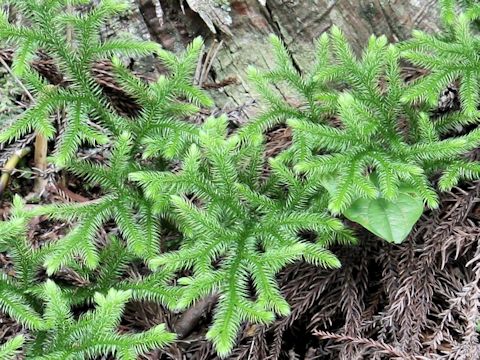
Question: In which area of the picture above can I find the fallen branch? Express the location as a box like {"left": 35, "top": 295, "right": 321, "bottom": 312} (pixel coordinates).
{"left": 173, "top": 294, "right": 218, "bottom": 339}
{"left": 32, "top": 133, "right": 48, "bottom": 196}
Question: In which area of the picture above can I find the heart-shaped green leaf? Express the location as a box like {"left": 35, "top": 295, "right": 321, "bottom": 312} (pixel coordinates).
{"left": 322, "top": 177, "right": 424, "bottom": 244}
{"left": 343, "top": 188, "right": 424, "bottom": 244}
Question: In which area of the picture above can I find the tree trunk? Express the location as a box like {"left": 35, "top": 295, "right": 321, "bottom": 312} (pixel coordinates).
{"left": 133, "top": 0, "right": 440, "bottom": 108}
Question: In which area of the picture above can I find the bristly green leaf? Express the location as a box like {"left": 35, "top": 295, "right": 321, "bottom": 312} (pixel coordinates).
{"left": 440, "top": 0, "right": 456, "bottom": 26}
{"left": 0, "top": 335, "right": 24, "bottom": 360}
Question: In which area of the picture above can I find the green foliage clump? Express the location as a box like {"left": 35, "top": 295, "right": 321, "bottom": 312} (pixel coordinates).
{"left": 240, "top": 34, "right": 337, "bottom": 145}
{"left": 0, "top": 0, "right": 156, "bottom": 165}
{"left": 402, "top": 0, "right": 480, "bottom": 116}
{"left": 40, "top": 132, "right": 158, "bottom": 274}
{"left": 1, "top": 0, "right": 480, "bottom": 358}
{"left": 398, "top": 0, "right": 480, "bottom": 190}
{"left": 295, "top": 30, "right": 480, "bottom": 212}
{"left": 0, "top": 0, "right": 205, "bottom": 357}
{"left": 0, "top": 197, "right": 175, "bottom": 359}
{"left": 132, "top": 116, "right": 354, "bottom": 356}
{"left": 249, "top": 27, "right": 480, "bottom": 217}
{"left": 35, "top": 283, "right": 174, "bottom": 360}
{"left": 0, "top": 0, "right": 212, "bottom": 165}
{"left": 0, "top": 0, "right": 214, "bottom": 281}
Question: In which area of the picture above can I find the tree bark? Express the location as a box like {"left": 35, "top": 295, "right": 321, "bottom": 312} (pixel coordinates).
{"left": 133, "top": 0, "right": 440, "bottom": 109}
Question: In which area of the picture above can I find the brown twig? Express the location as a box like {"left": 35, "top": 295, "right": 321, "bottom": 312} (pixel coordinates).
{"left": 201, "top": 39, "right": 223, "bottom": 86}
{"left": 173, "top": 294, "right": 218, "bottom": 339}
{"left": 196, "top": 39, "right": 223, "bottom": 88}
{"left": 32, "top": 133, "right": 48, "bottom": 195}
{"left": 0, "top": 56, "right": 35, "bottom": 102}
{"left": 0, "top": 147, "right": 31, "bottom": 197}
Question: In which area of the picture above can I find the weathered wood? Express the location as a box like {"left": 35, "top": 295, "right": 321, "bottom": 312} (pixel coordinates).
{"left": 134, "top": 0, "right": 440, "bottom": 109}
{"left": 90, "top": 0, "right": 445, "bottom": 110}
{"left": 7, "top": 1, "right": 442, "bottom": 110}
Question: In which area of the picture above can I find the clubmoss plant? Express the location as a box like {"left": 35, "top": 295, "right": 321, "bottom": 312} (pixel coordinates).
{"left": 2, "top": 0, "right": 480, "bottom": 357}
{"left": 0, "top": 196, "right": 175, "bottom": 358}
{"left": 131, "top": 116, "right": 354, "bottom": 356}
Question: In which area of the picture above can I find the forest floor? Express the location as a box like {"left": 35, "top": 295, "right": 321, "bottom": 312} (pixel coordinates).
{"left": 0, "top": 51, "right": 479, "bottom": 359}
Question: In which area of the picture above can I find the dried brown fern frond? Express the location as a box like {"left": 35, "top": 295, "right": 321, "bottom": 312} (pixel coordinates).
{"left": 0, "top": 48, "right": 144, "bottom": 116}
{"left": 314, "top": 330, "right": 427, "bottom": 360}
{"left": 205, "top": 182, "right": 479, "bottom": 360}
{"left": 270, "top": 263, "right": 342, "bottom": 358}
